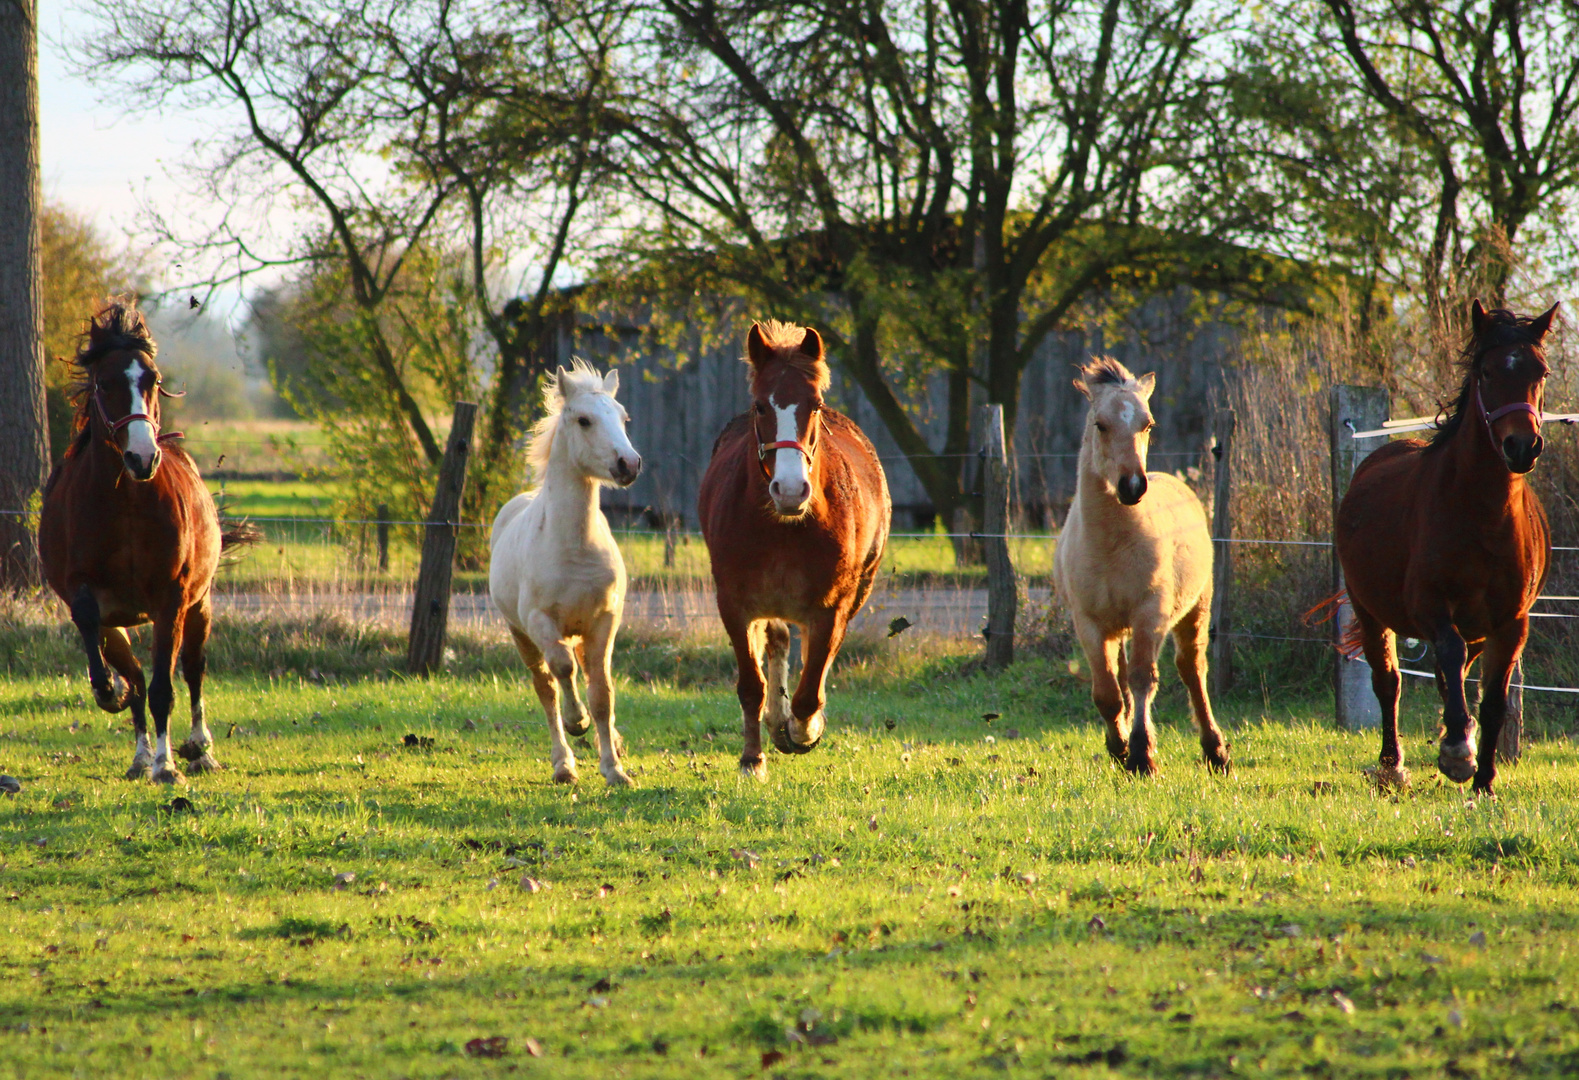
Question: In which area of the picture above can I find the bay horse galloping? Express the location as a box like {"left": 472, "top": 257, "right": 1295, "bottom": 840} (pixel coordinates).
{"left": 40, "top": 300, "right": 254, "bottom": 785}
{"left": 699, "top": 321, "right": 890, "bottom": 780}
{"left": 1336, "top": 300, "right": 1556, "bottom": 794}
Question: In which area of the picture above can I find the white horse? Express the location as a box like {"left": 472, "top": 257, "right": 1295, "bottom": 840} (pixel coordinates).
{"left": 489, "top": 361, "right": 643, "bottom": 786}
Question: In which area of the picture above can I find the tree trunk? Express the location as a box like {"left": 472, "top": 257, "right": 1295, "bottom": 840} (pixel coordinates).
{"left": 0, "top": 0, "right": 47, "bottom": 590}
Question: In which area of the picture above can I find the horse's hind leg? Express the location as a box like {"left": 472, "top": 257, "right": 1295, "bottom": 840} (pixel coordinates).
{"left": 1172, "top": 598, "right": 1230, "bottom": 773}
{"left": 70, "top": 585, "right": 128, "bottom": 714}
{"left": 1353, "top": 606, "right": 1405, "bottom": 788}
{"left": 177, "top": 599, "right": 221, "bottom": 773}
{"left": 761, "top": 621, "right": 792, "bottom": 741}
{"left": 101, "top": 627, "right": 151, "bottom": 780}
{"left": 583, "top": 610, "right": 633, "bottom": 787}
{"left": 511, "top": 626, "right": 577, "bottom": 784}
{"left": 1471, "top": 619, "right": 1527, "bottom": 795}
{"left": 1074, "top": 616, "right": 1128, "bottom": 763}
{"left": 1430, "top": 614, "right": 1476, "bottom": 783}
{"left": 147, "top": 601, "right": 187, "bottom": 786}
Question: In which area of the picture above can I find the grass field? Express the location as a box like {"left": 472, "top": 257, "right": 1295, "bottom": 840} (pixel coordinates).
{"left": 4, "top": 621, "right": 1579, "bottom": 1078}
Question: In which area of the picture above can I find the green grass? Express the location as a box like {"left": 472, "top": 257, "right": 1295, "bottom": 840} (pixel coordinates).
{"left": 4, "top": 626, "right": 1579, "bottom": 1078}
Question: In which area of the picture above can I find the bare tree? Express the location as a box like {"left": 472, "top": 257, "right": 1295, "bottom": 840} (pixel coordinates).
{"left": 0, "top": 0, "right": 48, "bottom": 589}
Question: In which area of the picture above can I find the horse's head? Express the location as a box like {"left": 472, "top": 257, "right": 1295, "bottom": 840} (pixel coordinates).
{"left": 745, "top": 320, "right": 830, "bottom": 518}
{"left": 1469, "top": 298, "right": 1559, "bottom": 474}
{"left": 1073, "top": 357, "right": 1156, "bottom": 505}
{"left": 77, "top": 301, "right": 170, "bottom": 482}
{"left": 537, "top": 361, "right": 641, "bottom": 486}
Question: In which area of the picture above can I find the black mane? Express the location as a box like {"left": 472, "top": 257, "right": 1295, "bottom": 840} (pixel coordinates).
{"left": 1427, "top": 306, "right": 1548, "bottom": 450}
{"left": 67, "top": 299, "right": 158, "bottom": 438}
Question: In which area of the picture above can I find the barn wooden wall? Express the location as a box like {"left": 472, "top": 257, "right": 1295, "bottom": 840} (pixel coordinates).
{"left": 558, "top": 289, "right": 1242, "bottom": 529}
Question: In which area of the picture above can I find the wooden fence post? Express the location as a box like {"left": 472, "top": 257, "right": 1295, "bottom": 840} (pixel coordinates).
{"left": 376, "top": 503, "right": 390, "bottom": 573}
{"left": 980, "top": 404, "right": 1016, "bottom": 670}
{"left": 1209, "top": 409, "right": 1236, "bottom": 698}
{"left": 1330, "top": 386, "right": 1388, "bottom": 729}
{"left": 407, "top": 402, "right": 478, "bottom": 676}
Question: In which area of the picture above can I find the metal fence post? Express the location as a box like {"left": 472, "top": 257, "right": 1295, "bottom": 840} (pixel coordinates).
{"left": 1209, "top": 408, "right": 1236, "bottom": 698}
{"left": 376, "top": 503, "right": 390, "bottom": 573}
{"left": 1330, "top": 386, "right": 1388, "bottom": 729}
{"left": 407, "top": 402, "right": 477, "bottom": 676}
{"left": 980, "top": 404, "right": 1016, "bottom": 670}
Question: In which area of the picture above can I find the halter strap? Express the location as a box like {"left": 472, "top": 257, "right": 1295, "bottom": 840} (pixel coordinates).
{"left": 755, "top": 410, "right": 820, "bottom": 481}
{"left": 93, "top": 382, "right": 184, "bottom": 446}
{"left": 1475, "top": 380, "right": 1539, "bottom": 467}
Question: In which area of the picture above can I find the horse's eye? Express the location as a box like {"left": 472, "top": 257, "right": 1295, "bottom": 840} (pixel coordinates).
{"left": 754, "top": 403, "right": 767, "bottom": 415}
{"left": 577, "top": 416, "right": 591, "bottom": 428}
{"left": 1095, "top": 422, "right": 1108, "bottom": 434}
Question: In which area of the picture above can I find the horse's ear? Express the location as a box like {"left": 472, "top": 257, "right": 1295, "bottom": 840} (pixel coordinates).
{"left": 1470, "top": 298, "right": 1489, "bottom": 334}
{"left": 1071, "top": 375, "right": 1091, "bottom": 399}
{"left": 800, "top": 326, "right": 824, "bottom": 361}
{"left": 1137, "top": 372, "right": 1157, "bottom": 398}
{"left": 747, "top": 323, "right": 771, "bottom": 368}
{"left": 1531, "top": 302, "right": 1560, "bottom": 341}
{"left": 602, "top": 368, "right": 619, "bottom": 396}
{"left": 554, "top": 366, "right": 570, "bottom": 398}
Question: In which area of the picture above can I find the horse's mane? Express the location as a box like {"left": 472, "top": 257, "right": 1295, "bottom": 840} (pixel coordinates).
{"left": 67, "top": 298, "right": 158, "bottom": 437}
{"left": 1428, "top": 306, "right": 1550, "bottom": 450}
{"left": 748, "top": 319, "right": 831, "bottom": 395}
{"left": 1074, "top": 355, "right": 1140, "bottom": 393}
{"left": 525, "top": 359, "right": 610, "bottom": 484}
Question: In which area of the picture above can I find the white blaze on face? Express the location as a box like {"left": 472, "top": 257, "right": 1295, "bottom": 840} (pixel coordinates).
{"left": 122, "top": 358, "right": 158, "bottom": 463}
{"left": 1118, "top": 399, "right": 1135, "bottom": 427}
{"left": 769, "top": 395, "right": 809, "bottom": 505}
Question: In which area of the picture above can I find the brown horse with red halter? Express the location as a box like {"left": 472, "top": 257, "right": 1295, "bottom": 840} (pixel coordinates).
{"left": 699, "top": 321, "right": 890, "bottom": 780}
{"left": 40, "top": 300, "right": 255, "bottom": 785}
{"left": 1336, "top": 299, "right": 1556, "bottom": 794}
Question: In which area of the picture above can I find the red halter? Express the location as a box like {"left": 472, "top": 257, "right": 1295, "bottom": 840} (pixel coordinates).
{"left": 755, "top": 409, "right": 819, "bottom": 481}
{"left": 1475, "top": 379, "right": 1539, "bottom": 461}
{"left": 93, "top": 375, "right": 186, "bottom": 446}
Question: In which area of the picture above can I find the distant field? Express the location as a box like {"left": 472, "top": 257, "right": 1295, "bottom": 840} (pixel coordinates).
{"left": 207, "top": 477, "right": 1057, "bottom": 590}
{"left": 182, "top": 419, "right": 334, "bottom": 476}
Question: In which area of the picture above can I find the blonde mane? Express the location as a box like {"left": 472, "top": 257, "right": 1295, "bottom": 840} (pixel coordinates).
{"left": 747, "top": 319, "right": 831, "bottom": 395}
{"left": 525, "top": 359, "right": 610, "bottom": 485}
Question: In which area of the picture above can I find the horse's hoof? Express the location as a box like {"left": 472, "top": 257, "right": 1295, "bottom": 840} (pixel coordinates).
{"left": 601, "top": 766, "right": 634, "bottom": 787}
{"left": 94, "top": 677, "right": 129, "bottom": 713}
{"left": 561, "top": 714, "right": 591, "bottom": 738}
{"left": 124, "top": 761, "right": 152, "bottom": 781}
{"left": 176, "top": 740, "right": 209, "bottom": 763}
{"left": 1438, "top": 742, "right": 1476, "bottom": 783}
{"left": 1206, "top": 751, "right": 1232, "bottom": 775}
{"left": 552, "top": 766, "right": 579, "bottom": 785}
{"left": 1373, "top": 764, "right": 1411, "bottom": 791}
{"left": 1125, "top": 753, "right": 1158, "bottom": 777}
{"left": 771, "top": 721, "right": 822, "bottom": 755}
{"left": 1105, "top": 736, "right": 1129, "bottom": 764}
{"left": 739, "top": 755, "right": 768, "bottom": 781}
{"left": 152, "top": 765, "right": 187, "bottom": 787}
{"left": 186, "top": 753, "right": 222, "bottom": 774}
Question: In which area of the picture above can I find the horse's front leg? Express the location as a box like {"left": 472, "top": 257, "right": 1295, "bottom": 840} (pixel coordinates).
{"left": 1073, "top": 616, "right": 1128, "bottom": 763}
{"left": 722, "top": 610, "right": 768, "bottom": 780}
{"left": 147, "top": 600, "right": 187, "bottom": 786}
{"left": 780, "top": 609, "right": 846, "bottom": 755}
{"left": 1432, "top": 615, "right": 1476, "bottom": 783}
{"left": 1124, "top": 623, "right": 1165, "bottom": 776}
{"left": 1472, "top": 619, "right": 1527, "bottom": 795}
{"left": 70, "top": 585, "right": 127, "bottom": 714}
{"left": 100, "top": 625, "right": 152, "bottom": 780}
{"left": 515, "top": 619, "right": 577, "bottom": 783}
{"left": 583, "top": 610, "right": 632, "bottom": 787}
{"left": 177, "top": 598, "right": 221, "bottom": 773}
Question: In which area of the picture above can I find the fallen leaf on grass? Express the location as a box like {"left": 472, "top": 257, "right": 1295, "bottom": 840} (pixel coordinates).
{"left": 1087, "top": 916, "right": 1106, "bottom": 931}
{"left": 1332, "top": 991, "right": 1355, "bottom": 1014}
{"left": 761, "top": 1050, "right": 786, "bottom": 1068}
{"left": 597, "top": 883, "right": 615, "bottom": 898}
{"left": 867, "top": 815, "right": 879, "bottom": 832}
{"left": 520, "top": 876, "right": 548, "bottom": 893}
{"left": 522, "top": 1037, "right": 543, "bottom": 1058}
{"left": 1278, "top": 924, "right": 1302, "bottom": 938}
{"left": 589, "top": 976, "right": 616, "bottom": 994}
{"left": 1469, "top": 930, "right": 1487, "bottom": 948}
{"left": 730, "top": 849, "right": 761, "bottom": 870}
{"left": 464, "top": 1036, "right": 508, "bottom": 1058}
{"left": 332, "top": 872, "right": 356, "bottom": 890}
{"left": 1282, "top": 1010, "right": 1308, "bottom": 1022}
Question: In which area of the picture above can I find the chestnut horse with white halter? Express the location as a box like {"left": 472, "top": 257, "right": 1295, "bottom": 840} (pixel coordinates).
{"left": 699, "top": 321, "right": 890, "bottom": 780}
{"left": 1336, "top": 300, "right": 1556, "bottom": 794}
{"left": 40, "top": 300, "right": 254, "bottom": 785}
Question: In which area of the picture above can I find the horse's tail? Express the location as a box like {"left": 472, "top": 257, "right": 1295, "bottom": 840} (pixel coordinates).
{"left": 1302, "top": 588, "right": 1368, "bottom": 658}
{"left": 220, "top": 517, "right": 262, "bottom": 554}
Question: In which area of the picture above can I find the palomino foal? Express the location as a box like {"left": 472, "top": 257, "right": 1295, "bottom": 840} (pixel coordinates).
{"left": 489, "top": 362, "right": 643, "bottom": 786}
{"left": 1053, "top": 358, "right": 1230, "bottom": 775}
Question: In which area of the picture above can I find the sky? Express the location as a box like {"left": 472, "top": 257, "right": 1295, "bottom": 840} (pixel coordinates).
{"left": 38, "top": 9, "right": 286, "bottom": 325}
